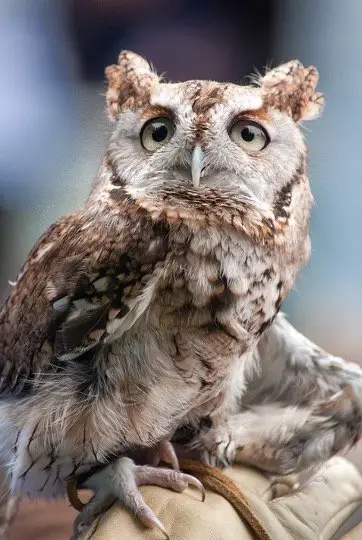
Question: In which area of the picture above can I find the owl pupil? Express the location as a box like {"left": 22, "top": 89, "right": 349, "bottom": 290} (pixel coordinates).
{"left": 241, "top": 127, "right": 255, "bottom": 142}
{"left": 152, "top": 124, "right": 168, "bottom": 142}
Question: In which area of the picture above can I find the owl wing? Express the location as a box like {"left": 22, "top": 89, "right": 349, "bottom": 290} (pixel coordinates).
{"left": 0, "top": 211, "right": 166, "bottom": 397}
{"left": 245, "top": 312, "right": 362, "bottom": 406}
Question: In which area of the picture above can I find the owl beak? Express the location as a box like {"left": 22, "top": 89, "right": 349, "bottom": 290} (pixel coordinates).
{"left": 191, "top": 144, "right": 204, "bottom": 188}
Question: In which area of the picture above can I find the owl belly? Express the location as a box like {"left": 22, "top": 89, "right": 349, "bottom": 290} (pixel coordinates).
{"left": 152, "top": 231, "right": 296, "bottom": 410}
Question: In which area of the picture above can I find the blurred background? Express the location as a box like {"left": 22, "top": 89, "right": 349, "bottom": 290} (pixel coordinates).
{"left": 1, "top": 0, "right": 361, "bottom": 537}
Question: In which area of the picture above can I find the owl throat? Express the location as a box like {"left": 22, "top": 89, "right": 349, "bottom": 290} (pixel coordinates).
{"left": 102, "top": 160, "right": 284, "bottom": 248}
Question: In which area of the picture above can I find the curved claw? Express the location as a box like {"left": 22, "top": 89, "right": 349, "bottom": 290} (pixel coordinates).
{"left": 152, "top": 516, "right": 170, "bottom": 540}
{"left": 163, "top": 441, "right": 180, "bottom": 471}
{"left": 135, "top": 502, "right": 170, "bottom": 539}
{"left": 71, "top": 492, "right": 116, "bottom": 539}
{"left": 151, "top": 441, "right": 180, "bottom": 470}
{"left": 183, "top": 473, "right": 206, "bottom": 502}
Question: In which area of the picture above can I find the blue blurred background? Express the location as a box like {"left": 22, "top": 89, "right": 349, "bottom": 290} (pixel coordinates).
{"left": 1, "top": 1, "right": 362, "bottom": 537}
{"left": 0, "top": 0, "right": 361, "bottom": 366}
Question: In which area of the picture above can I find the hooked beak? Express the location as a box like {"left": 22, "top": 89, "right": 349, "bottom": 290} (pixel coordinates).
{"left": 191, "top": 144, "right": 204, "bottom": 188}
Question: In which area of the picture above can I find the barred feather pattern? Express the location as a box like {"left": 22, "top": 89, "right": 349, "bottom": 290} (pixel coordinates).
{"left": 1, "top": 51, "right": 354, "bottom": 511}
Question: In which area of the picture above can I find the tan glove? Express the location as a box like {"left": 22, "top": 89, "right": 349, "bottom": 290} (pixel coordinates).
{"left": 85, "top": 457, "right": 362, "bottom": 540}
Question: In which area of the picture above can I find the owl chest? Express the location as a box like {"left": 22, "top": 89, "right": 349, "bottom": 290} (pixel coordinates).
{"left": 158, "top": 235, "right": 287, "bottom": 340}
{"left": 149, "top": 233, "right": 290, "bottom": 410}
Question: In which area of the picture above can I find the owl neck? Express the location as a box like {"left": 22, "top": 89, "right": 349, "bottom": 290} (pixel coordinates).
{"left": 87, "top": 157, "right": 304, "bottom": 249}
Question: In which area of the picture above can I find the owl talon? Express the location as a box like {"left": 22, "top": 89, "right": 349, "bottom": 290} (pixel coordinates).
{"left": 150, "top": 440, "right": 180, "bottom": 470}
{"left": 71, "top": 492, "right": 116, "bottom": 539}
{"left": 76, "top": 456, "right": 204, "bottom": 538}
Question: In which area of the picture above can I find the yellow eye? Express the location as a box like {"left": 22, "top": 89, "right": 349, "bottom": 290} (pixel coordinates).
{"left": 140, "top": 117, "right": 175, "bottom": 151}
{"left": 230, "top": 120, "right": 269, "bottom": 152}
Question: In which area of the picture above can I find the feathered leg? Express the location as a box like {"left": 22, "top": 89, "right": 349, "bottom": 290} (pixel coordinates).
{"left": 197, "top": 314, "right": 362, "bottom": 475}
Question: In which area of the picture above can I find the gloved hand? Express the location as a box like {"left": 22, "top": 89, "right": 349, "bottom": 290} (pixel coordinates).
{"left": 83, "top": 457, "right": 362, "bottom": 540}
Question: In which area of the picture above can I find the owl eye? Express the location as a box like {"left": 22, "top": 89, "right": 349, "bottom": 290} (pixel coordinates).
{"left": 140, "top": 117, "right": 175, "bottom": 151}
{"left": 230, "top": 120, "right": 269, "bottom": 152}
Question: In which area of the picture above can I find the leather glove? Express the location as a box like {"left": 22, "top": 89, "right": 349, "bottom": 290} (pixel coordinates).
{"left": 85, "top": 457, "right": 362, "bottom": 540}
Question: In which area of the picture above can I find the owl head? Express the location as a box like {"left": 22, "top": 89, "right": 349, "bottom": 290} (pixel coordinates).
{"left": 92, "top": 51, "right": 324, "bottom": 244}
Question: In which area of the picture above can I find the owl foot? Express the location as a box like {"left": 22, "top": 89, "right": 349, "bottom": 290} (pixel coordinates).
{"left": 198, "top": 427, "right": 236, "bottom": 468}
{"left": 72, "top": 456, "right": 205, "bottom": 539}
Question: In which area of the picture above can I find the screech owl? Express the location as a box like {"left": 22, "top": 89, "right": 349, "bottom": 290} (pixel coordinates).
{"left": 1, "top": 51, "right": 362, "bottom": 539}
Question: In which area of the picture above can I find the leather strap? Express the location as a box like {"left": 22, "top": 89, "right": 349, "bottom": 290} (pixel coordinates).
{"left": 180, "top": 459, "right": 273, "bottom": 540}
{"left": 67, "top": 478, "right": 85, "bottom": 511}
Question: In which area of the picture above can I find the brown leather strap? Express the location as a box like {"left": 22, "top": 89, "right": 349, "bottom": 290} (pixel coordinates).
{"left": 67, "top": 478, "right": 85, "bottom": 511}
{"left": 180, "top": 459, "right": 273, "bottom": 540}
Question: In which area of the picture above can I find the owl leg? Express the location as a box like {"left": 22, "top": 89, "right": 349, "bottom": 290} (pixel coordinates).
{"left": 199, "top": 383, "right": 362, "bottom": 476}
{"left": 197, "top": 313, "right": 362, "bottom": 476}
{"left": 248, "top": 312, "right": 362, "bottom": 410}
{"left": 73, "top": 456, "right": 205, "bottom": 539}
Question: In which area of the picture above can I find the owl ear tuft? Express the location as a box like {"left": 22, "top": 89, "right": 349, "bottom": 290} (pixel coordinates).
{"left": 105, "top": 50, "right": 160, "bottom": 120}
{"left": 259, "top": 60, "right": 324, "bottom": 122}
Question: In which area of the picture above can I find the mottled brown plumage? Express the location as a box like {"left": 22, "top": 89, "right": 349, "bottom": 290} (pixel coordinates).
{"left": 0, "top": 205, "right": 169, "bottom": 395}
{"left": 1, "top": 51, "right": 361, "bottom": 539}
